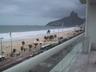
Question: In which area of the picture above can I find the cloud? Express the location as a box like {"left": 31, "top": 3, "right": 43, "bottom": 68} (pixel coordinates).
{"left": 0, "top": 0, "right": 85, "bottom": 16}
{"left": 41, "top": 0, "right": 86, "bottom": 18}
{"left": 0, "top": 0, "right": 86, "bottom": 25}
{"left": 0, "top": 5, "right": 19, "bottom": 14}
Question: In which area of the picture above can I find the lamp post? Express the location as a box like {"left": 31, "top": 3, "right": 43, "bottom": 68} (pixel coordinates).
{"left": 62, "top": 23, "right": 64, "bottom": 36}
{"left": 9, "top": 32, "right": 13, "bottom": 54}
{"left": 58, "top": 27, "right": 59, "bottom": 42}
{"left": 0, "top": 37, "right": 3, "bottom": 55}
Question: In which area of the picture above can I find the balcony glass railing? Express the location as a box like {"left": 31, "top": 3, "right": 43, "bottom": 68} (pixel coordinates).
{"left": 29, "top": 34, "right": 84, "bottom": 72}
{"left": 3, "top": 32, "right": 84, "bottom": 72}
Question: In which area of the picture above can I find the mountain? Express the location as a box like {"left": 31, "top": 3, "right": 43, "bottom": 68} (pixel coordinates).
{"left": 46, "top": 11, "right": 85, "bottom": 27}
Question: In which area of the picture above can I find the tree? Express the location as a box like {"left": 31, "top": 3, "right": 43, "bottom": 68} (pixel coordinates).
{"left": 40, "top": 43, "right": 42, "bottom": 47}
{"left": 22, "top": 41, "right": 25, "bottom": 45}
{"left": 28, "top": 44, "right": 32, "bottom": 51}
{"left": 21, "top": 41, "right": 25, "bottom": 52}
{"left": 21, "top": 46, "right": 24, "bottom": 51}
{"left": 54, "top": 34, "right": 57, "bottom": 38}
{"left": 80, "top": 0, "right": 86, "bottom": 4}
{"left": 49, "top": 35, "right": 54, "bottom": 40}
{"left": 36, "top": 38, "right": 39, "bottom": 41}
{"left": 13, "top": 49, "right": 16, "bottom": 53}
{"left": 44, "top": 36, "right": 48, "bottom": 41}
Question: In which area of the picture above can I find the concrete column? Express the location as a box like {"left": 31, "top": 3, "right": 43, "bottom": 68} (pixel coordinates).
{"left": 86, "top": 0, "right": 96, "bottom": 52}
{"left": 82, "top": 36, "right": 90, "bottom": 54}
{"left": 82, "top": 0, "right": 90, "bottom": 54}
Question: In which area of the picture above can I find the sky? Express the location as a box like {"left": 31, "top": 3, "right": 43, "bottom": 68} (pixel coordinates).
{"left": 0, "top": 0, "right": 86, "bottom": 25}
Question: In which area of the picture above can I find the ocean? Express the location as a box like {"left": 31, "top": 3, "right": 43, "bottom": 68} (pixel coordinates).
{"left": 0, "top": 25, "right": 62, "bottom": 33}
{"left": 0, "top": 25, "right": 79, "bottom": 41}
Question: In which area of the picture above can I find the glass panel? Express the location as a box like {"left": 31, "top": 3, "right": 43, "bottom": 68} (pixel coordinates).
{"left": 27, "top": 35, "right": 84, "bottom": 72}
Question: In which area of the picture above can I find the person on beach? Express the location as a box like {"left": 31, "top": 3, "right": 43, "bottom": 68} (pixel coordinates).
{"left": 47, "top": 29, "right": 51, "bottom": 34}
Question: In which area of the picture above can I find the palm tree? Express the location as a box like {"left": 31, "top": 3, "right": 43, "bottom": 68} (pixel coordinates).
{"left": 13, "top": 49, "right": 16, "bottom": 53}
{"left": 44, "top": 36, "right": 48, "bottom": 42}
{"left": 21, "top": 41, "right": 26, "bottom": 52}
{"left": 36, "top": 38, "right": 39, "bottom": 41}
{"left": 10, "top": 49, "right": 16, "bottom": 57}
{"left": 49, "top": 35, "right": 54, "bottom": 40}
{"left": 20, "top": 46, "right": 24, "bottom": 52}
{"left": 28, "top": 44, "right": 32, "bottom": 51}
{"left": 40, "top": 43, "right": 42, "bottom": 48}
{"left": 34, "top": 38, "right": 39, "bottom": 48}
{"left": 54, "top": 34, "right": 57, "bottom": 38}
{"left": 22, "top": 41, "right": 25, "bottom": 46}
{"left": 58, "top": 37, "right": 63, "bottom": 40}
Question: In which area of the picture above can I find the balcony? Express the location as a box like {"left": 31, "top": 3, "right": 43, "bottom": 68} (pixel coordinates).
{"left": 2, "top": 32, "right": 87, "bottom": 72}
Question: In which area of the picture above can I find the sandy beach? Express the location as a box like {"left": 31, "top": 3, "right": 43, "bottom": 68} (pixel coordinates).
{"left": 0, "top": 30, "right": 76, "bottom": 58}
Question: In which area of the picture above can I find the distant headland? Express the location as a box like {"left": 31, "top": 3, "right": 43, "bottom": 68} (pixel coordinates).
{"left": 46, "top": 11, "right": 85, "bottom": 27}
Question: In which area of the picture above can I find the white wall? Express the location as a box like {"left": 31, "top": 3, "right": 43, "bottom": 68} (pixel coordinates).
{"left": 87, "top": 0, "right": 96, "bottom": 49}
